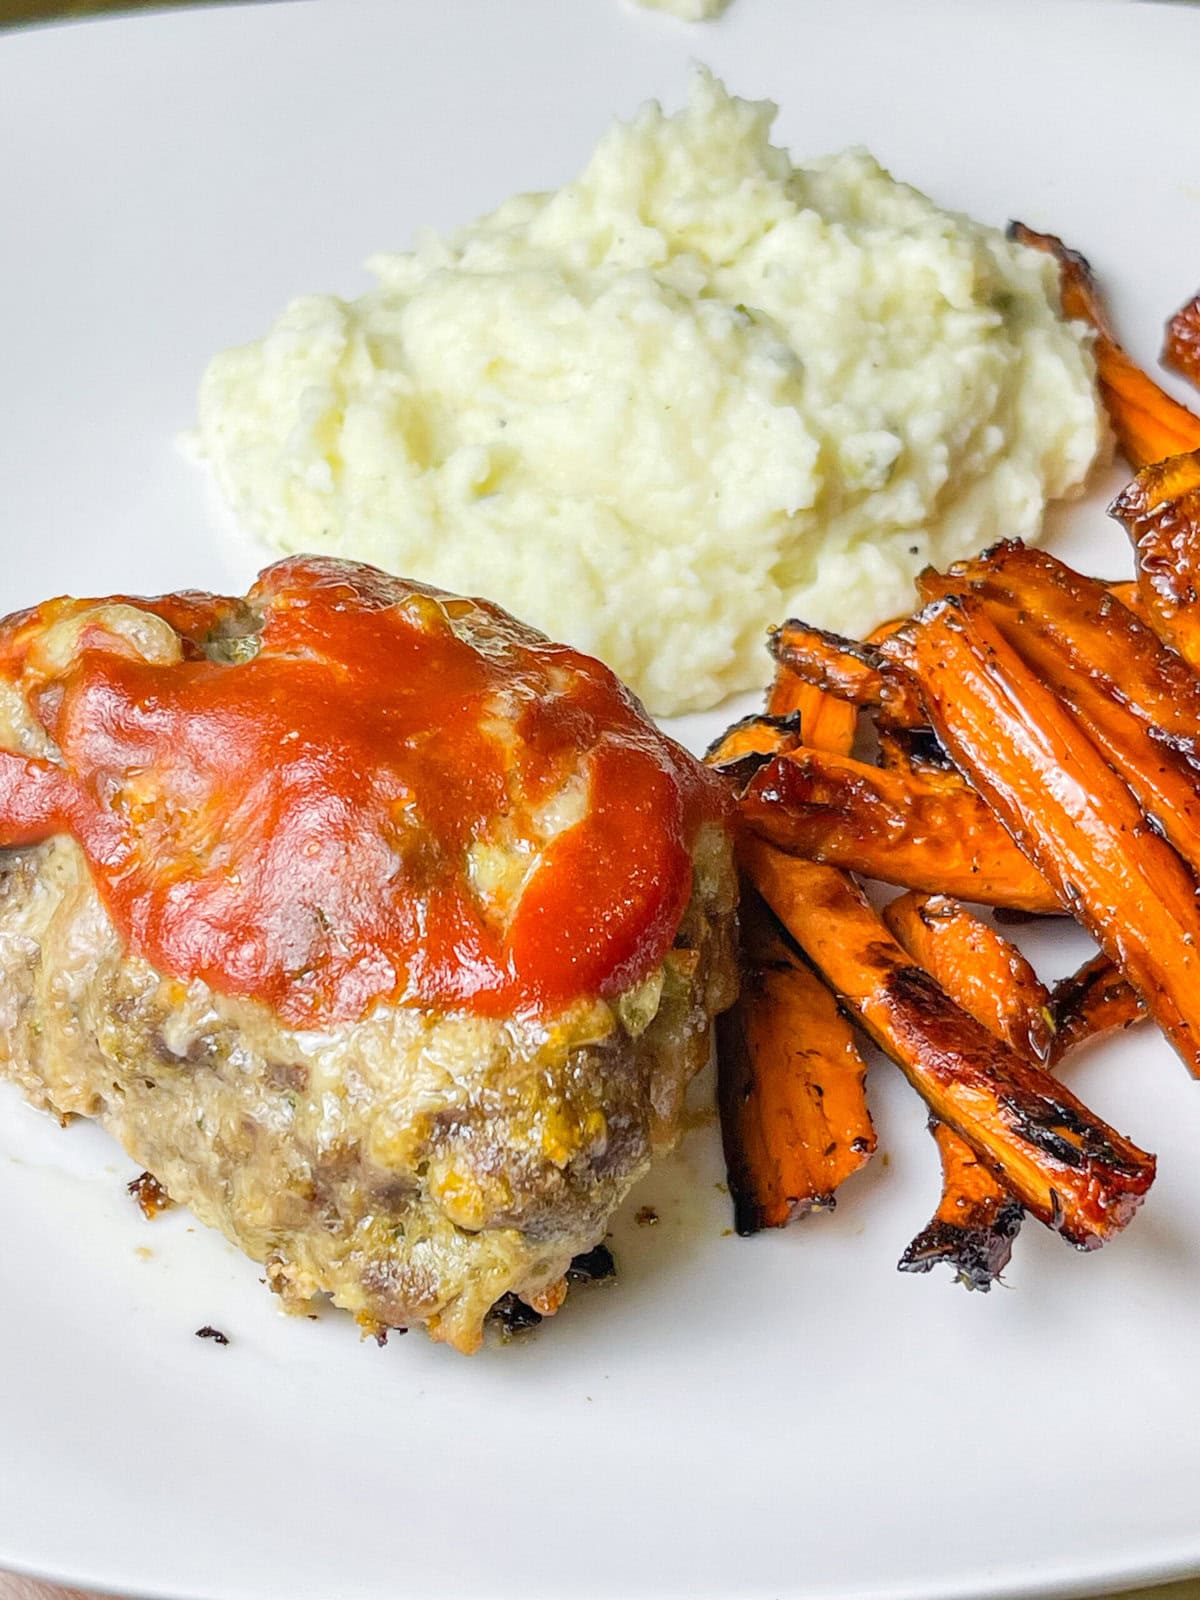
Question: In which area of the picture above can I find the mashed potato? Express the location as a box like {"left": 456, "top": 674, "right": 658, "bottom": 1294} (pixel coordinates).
{"left": 196, "top": 72, "right": 1105, "bottom": 716}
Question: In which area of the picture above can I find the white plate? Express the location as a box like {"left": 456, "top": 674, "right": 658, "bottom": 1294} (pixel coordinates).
{"left": 2, "top": 2, "right": 1199, "bottom": 1597}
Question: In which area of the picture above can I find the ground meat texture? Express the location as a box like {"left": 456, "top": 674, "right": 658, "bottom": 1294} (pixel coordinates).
{"left": 0, "top": 831, "right": 733, "bottom": 1350}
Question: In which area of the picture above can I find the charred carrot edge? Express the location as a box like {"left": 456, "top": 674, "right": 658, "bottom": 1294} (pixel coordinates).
{"left": 865, "top": 618, "right": 907, "bottom": 647}
{"left": 705, "top": 713, "right": 802, "bottom": 769}
{"left": 769, "top": 621, "right": 886, "bottom": 703}
{"left": 739, "top": 745, "right": 1061, "bottom": 913}
{"left": 875, "top": 726, "right": 959, "bottom": 775}
{"left": 884, "top": 892, "right": 1052, "bottom": 1289}
{"left": 921, "top": 541, "right": 1200, "bottom": 874}
{"left": 1049, "top": 954, "right": 1147, "bottom": 1066}
{"left": 888, "top": 903, "right": 1145, "bottom": 1283}
{"left": 705, "top": 702, "right": 850, "bottom": 805}
{"left": 1110, "top": 449, "right": 1200, "bottom": 672}
{"left": 1009, "top": 222, "right": 1200, "bottom": 469}
{"left": 716, "top": 887, "right": 875, "bottom": 1234}
{"left": 1163, "top": 293, "right": 1200, "bottom": 389}
{"left": 898, "top": 1125, "right": 1025, "bottom": 1291}
{"left": 887, "top": 591, "right": 1200, "bottom": 1078}
{"left": 741, "top": 837, "right": 1155, "bottom": 1246}
{"left": 926, "top": 541, "right": 1200, "bottom": 750}
{"left": 765, "top": 622, "right": 908, "bottom": 754}
{"left": 1007, "top": 223, "right": 1115, "bottom": 335}
{"left": 769, "top": 620, "right": 923, "bottom": 726}
{"left": 883, "top": 893, "right": 1054, "bottom": 1062}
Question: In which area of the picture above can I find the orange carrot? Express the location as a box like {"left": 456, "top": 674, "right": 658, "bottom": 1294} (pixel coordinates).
{"left": 717, "top": 888, "right": 875, "bottom": 1233}
{"left": 1010, "top": 223, "right": 1200, "bottom": 468}
{"left": 741, "top": 837, "right": 1155, "bottom": 1246}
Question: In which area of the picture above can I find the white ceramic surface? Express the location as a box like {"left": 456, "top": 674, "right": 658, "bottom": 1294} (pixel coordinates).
{"left": 2, "top": 2, "right": 1199, "bottom": 1597}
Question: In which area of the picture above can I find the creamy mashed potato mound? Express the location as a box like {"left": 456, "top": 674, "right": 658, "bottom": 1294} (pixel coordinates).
{"left": 197, "top": 72, "right": 1105, "bottom": 715}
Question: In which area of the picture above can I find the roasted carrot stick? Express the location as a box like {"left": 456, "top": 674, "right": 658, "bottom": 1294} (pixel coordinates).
{"left": 1008, "top": 223, "right": 1117, "bottom": 336}
{"left": 926, "top": 541, "right": 1200, "bottom": 752}
{"left": 1010, "top": 223, "right": 1200, "bottom": 468}
{"left": 764, "top": 664, "right": 809, "bottom": 718}
{"left": 711, "top": 688, "right": 872, "bottom": 1230}
{"left": 763, "top": 616, "right": 905, "bottom": 751}
{"left": 922, "top": 542, "right": 1200, "bottom": 873}
{"left": 884, "top": 892, "right": 1051, "bottom": 1290}
{"left": 765, "top": 666, "right": 859, "bottom": 755}
{"left": 769, "top": 621, "right": 885, "bottom": 702}
{"left": 705, "top": 713, "right": 801, "bottom": 769}
{"left": 1049, "top": 954, "right": 1147, "bottom": 1065}
{"left": 738, "top": 746, "right": 1061, "bottom": 913}
{"left": 883, "top": 893, "right": 1053, "bottom": 1064}
{"left": 716, "top": 887, "right": 875, "bottom": 1234}
{"left": 1107, "top": 578, "right": 1148, "bottom": 620}
{"left": 741, "top": 836, "right": 1155, "bottom": 1245}
{"left": 769, "top": 620, "right": 922, "bottom": 725}
{"left": 885, "top": 902, "right": 1144, "bottom": 1071}
{"left": 1163, "top": 292, "right": 1200, "bottom": 389}
{"left": 1110, "top": 449, "right": 1200, "bottom": 672}
{"left": 884, "top": 592, "right": 1200, "bottom": 1077}
{"left": 898, "top": 1136, "right": 1024, "bottom": 1289}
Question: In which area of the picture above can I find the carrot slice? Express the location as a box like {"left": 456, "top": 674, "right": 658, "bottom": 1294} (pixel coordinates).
{"left": 766, "top": 666, "right": 859, "bottom": 755}
{"left": 884, "top": 892, "right": 1051, "bottom": 1290}
{"left": 1163, "top": 293, "right": 1200, "bottom": 389}
{"left": 885, "top": 592, "right": 1200, "bottom": 1077}
{"left": 738, "top": 746, "right": 1061, "bottom": 913}
{"left": 1049, "top": 954, "right": 1147, "bottom": 1065}
{"left": 705, "top": 713, "right": 802, "bottom": 769}
{"left": 716, "top": 887, "right": 875, "bottom": 1234}
{"left": 762, "top": 618, "right": 906, "bottom": 752}
{"left": 741, "top": 837, "right": 1155, "bottom": 1246}
{"left": 769, "top": 621, "right": 888, "bottom": 703}
{"left": 1110, "top": 448, "right": 1200, "bottom": 671}
{"left": 1106, "top": 578, "right": 1149, "bottom": 620}
{"left": 704, "top": 678, "right": 857, "bottom": 795}
{"left": 898, "top": 1131, "right": 1024, "bottom": 1288}
{"left": 1008, "top": 223, "right": 1118, "bottom": 337}
{"left": 925, "top": 543, "right": 1200, "bottom": 749}
{"left": 865, "top": 618, "right": 907, "bottom": 647}
{"left": 769, "top": 620, "right": 922, "bottom": 725}
{"left": 712, "top": 690, "right": 872, "bottom": 1232}
{"left": 887, "top": 899, "right": 1148, "bottom": 1286}
{"left": 1010, "top": 222, "right": 1200, "bottom": 468}
{"left": 923, "top": 541, "right": 1200, "bottom": 872}
{"left": 884, "top": 893, "right": 1053, "bottom": 1063}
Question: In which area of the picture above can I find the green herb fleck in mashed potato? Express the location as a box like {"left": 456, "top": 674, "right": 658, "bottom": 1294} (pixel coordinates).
{"left": 196, "top": 71, "right": 1105, "bottom": 716}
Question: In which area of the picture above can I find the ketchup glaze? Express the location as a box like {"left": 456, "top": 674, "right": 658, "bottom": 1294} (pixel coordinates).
{"left": 0, "top": 558, "right": 728, "bottom": 1027}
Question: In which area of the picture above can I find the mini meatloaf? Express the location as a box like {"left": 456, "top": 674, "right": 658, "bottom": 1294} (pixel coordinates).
{"left": 0, "top": 557, "right": 736, "bottom": 1351}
